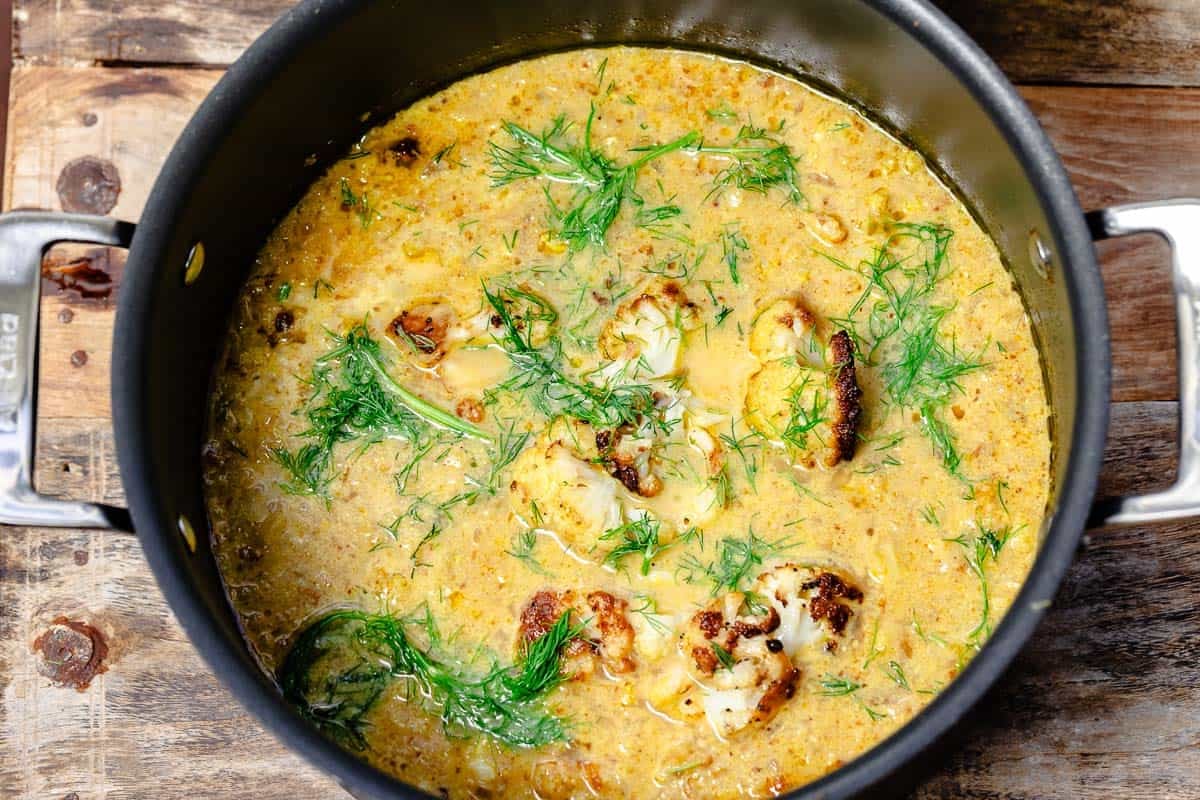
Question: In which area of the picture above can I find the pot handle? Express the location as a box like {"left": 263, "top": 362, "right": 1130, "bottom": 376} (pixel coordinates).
{"left": 0, "top": 211, "right": 135, "bottom": 530}
{"left": 1088, "top": 199, "right": 1200, "bottom": 527}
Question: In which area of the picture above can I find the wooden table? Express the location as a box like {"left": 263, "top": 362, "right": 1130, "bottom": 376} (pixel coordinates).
{"left": 1, "top": 2, "right": 1198, "bottom": 797}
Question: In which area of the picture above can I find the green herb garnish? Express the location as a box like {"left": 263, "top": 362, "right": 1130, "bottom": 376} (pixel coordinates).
{"left": 680, "top": 527, "right": 795, "bottom": 594}
{"left": 272, "top": 324, "right": 489, "bottom": 499}
{"left": 816, "top": 673, "right": 886, "bottom": 721}
{"left": 719, "top": 224, "right": 749, "bottom": 285}
{"left": 696, "top": 123, "right": 803, "bottom": 204}
{"left": 484, "top": 286, "right": 658, "bottom": 428}
{"left": 599, "top": 514, "right": 671, "bottom": 575}
{"left": 279, "top": 608, "right": 583, "bottom": 750}
{"left": 488, "top": 107, "right": 699, "bottom": 252}
{"left": 829, "top": 222, "right": 986, "bottom": 480}
{"left": 945, "top": 522, "right": 1022, "bottom": 643}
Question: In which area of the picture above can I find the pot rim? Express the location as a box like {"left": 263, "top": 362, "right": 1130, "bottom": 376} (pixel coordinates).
{"left": 113, "top": 1, "right": 1110, "bottom": 797}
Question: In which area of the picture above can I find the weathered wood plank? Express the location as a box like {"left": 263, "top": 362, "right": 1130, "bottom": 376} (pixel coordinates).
{"left": 4, "top": 66, "right": 218, "bottom": 419}
{"left": 12, "top": 0, "right": 1200, "bottom": 88}
{"left": 12, "top": 0, "right": 289, "bottom": 67}
{"left": 936, "top": 0, "right": 1200, "bottom": 87}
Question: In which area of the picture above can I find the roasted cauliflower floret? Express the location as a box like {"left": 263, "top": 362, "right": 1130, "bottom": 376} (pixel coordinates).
{"left": 600, "top": 280, "right": 700, "bottom": 381}
{"left": 749, "top": 298, "right": 821, "bottom": 365}
{"left": 753, "top": 563, "right": 865, "bottom": 650}
{"left": 680, "top": 592, "right": 799, "bottom": 738}
{"left": 509, "top": 438, "right": 625, "bottom": 553}
{"left": 388, "top": 299, "right": 494, "bottom": 366}
{"left": 668, "top": 564, "right": 864, "bottom": 737}
{"left": 518, "top": 589, "right": 636, "bottom": 677}
{"left": 746, "top": 298, "right": 862, "bottom": 467}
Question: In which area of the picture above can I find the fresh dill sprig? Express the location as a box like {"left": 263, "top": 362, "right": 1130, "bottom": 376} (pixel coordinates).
{"left": 718, "top": 423, "right": 765, "bottom": 491}
{"left": 719, "top": 224, "right": 750, "bottom": 285}
{"left": 629, "top": 594, "right": 671, "bottom": 635}
{"left": 779, "top": 370, "right": 830, "bottom": 452}
{"left": 484, "top": 285, "right": 658, "bottom": 428}
{"left": 829, "top": 222, "right": 986, "bottom": 480}
{"left": 488, "top": 107, "right": 699, "bottom": 251}
{"left": 506, "top": 527, "right": 549, "bottom": 575}
{"left": 945, "top": 522, "right": 1022, "bottom": 643}
{"left": 277, "top": 282, "right": 292, "bottom": 302}
{"left": 599, "top": 514, "right": 671, "bottom": 575}
{"left": 816, "top": 673, "right": 886, "bottom": 721}
{"left": 339, "top": 177, "right": 375, "bottom": 229}
{"left": 272, "top": 324, "right": 490, "bottom": 499}
{"left": 696, "top": 123, "right": 803, "bottom": 204}
{"left": 279, "top": 608, "right": 584, "bottom": 750}
{"left": 679, "top": 526, "right": 795, "bottom": 594}
{"left": 710, "top": 641, "right": 736, "bottom": 671}
{"left": 883, "top": 660, "right": 911, "bottom": 691}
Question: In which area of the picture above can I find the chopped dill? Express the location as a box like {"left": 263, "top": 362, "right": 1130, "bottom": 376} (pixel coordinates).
{"left": 679, "top": 526, "right": 795, "bottom": 594}
{"left": 710, "top": 641, "right": 736, "bottom": 671}
{"left": 719, "top": 224, "right": 750, "bottom": 285}
{"left": 338, "top": 177, "right": 375, "bottom": 229}
{"left": 816, "top": 674, "right": 863, "bottom": 696}
{"left": 502, "top": 229, "right": 519, "bottom": 252}
{"left": 279, "top": 608, "right": 584, "bottom": 749}
{"left": 816, "top": 673, "right": 885, "bottom": 721}
{"left": 945, "top": 522, "right": 1022, "bottom": 643}
{"left": 507, "top": 527, "right": 550, "bottom": 575}
{"left": 272, "top": 324, "right": 490, "bottom": 499}
{"left": 718, "top": 423, "right": 765, "bottom": 491}
{"left": 862, "top": 618, "right": 884, "bottom": 669}
{"left": 883, "top": 660, "right": 911, "bottom": 691}
{"left": 599, "top": 514, "right": 671, "bottom": 575}
{"left": 313, "top": 278, "right": 335, "bottom": 298}
{"left": 705, "top": 103, "right": 738, "bottom": 121}
{"left": 629, "top": 594, "right": 671, "bottom": 635}
{"left": 829, "top": 121, "right": 851, "bottom": 132}
{"left": 919, "top": 504, "right": 941, "bottom": 527}
{"left": 430, "top": 140, "right": 460, "bottom": 166}
{"left": 484, "top": 285, "right": 658, "bottom": 428}
{"left": 829, "top": 222, "right": 986, "bottom": 481}
{"left": 696, "top": 123, "right": 803, "bottom": 204}
{"left": 779, "top": 371, "right": 829, "bottom": 453}
{"left": 714, "top": 306, "right": 734, "bottom": 326}
{"left": 277, "top": 282, "right": 292, "bottom": 302}
{"left": 488, "top": 107, "right": 699, "bottom": 251}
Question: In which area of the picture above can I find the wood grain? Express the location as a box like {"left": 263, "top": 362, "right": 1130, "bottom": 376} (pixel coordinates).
{"left": 935, "top": 0, "right": 1200, "bottom": 87}
{"left": 12, "top": 0, "right": 289, "bottom": 67}
{"left": 11, "top": 0, "right": 1200, "bottom": 88}
{"left": 1, "top": 57, "right": 1199, "bottom": 800}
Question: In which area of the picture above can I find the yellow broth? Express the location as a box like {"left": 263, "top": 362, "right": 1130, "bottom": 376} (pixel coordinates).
{"left": 204, "top": 48, "right": 1050, "bottom": 798}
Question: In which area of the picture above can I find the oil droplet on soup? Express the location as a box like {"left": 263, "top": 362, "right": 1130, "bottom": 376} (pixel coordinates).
{"left": 204, "top": 47, "right": 1049, "bottom": 798}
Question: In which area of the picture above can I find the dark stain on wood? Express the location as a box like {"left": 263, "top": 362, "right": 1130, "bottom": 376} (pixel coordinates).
{"left": 33, "top": 616, "right": 109, "bottom": 691}
{"left": 86, "top": 71, "right": 187, "bottom": 99}
{"left": 41, "top": 247, "right": 124, "bottom": 305}
{"left": 56, "top": 155, "right": 121, "bottom": 214}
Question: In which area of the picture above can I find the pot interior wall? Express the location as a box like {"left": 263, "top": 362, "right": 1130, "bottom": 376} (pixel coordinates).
{"left": 121, "top": 0, "right": 1083, "bottom": 796}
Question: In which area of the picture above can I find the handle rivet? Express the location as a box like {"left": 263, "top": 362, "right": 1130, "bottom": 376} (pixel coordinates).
{"left": 178, "top": 514, "right": 197, "bottom": 553}
{"left": 183, "top": 241, "right": 206, "bottom": 286}
{"left": 1028, "top": 229, "right": 1053, "bottom": 279}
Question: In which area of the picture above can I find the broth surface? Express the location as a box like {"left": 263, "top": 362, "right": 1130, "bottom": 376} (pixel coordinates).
{"left": 205, "top": 48, "right": 1050, "bottom": 798}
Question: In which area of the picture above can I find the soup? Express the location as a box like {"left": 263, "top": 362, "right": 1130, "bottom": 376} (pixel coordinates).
{"left": 204, "top": 47, "right": 1050, "bottom": 798}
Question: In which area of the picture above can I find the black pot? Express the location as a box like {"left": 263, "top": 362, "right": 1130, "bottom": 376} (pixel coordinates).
{"left": 1, "top": 1, "right": 1194, "bottom": 797}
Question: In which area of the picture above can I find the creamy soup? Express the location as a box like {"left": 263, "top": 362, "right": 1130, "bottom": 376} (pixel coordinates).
{"left": 204, "top": 48, "right": 1050, "bottom": 798}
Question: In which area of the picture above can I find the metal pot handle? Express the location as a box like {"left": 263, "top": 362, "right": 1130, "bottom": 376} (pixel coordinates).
{"left": 0, "top": 211, "right": 135, "bottom": 530}
{"left": 1088, "top": 199, "right": 1200, "bottom": 527}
